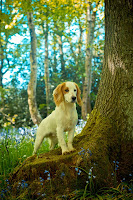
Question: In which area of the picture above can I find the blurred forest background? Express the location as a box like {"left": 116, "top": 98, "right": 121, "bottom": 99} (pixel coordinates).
{"left": 0, "top": 0, "right": 104, "bottom": 128}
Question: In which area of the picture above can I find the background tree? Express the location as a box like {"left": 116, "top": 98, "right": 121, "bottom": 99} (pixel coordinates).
{"left": 41, "top": 4, "right": 51, "bottom": 116}
{"left": 82, "top": 1, "right": 98, "bottom": 119}
{"left": 27, "top": 11, "right": 42, "bottom": 125}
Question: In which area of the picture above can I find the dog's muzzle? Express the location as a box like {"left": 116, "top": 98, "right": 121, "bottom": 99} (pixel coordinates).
{"left": 71, "top": 96, "right": 76, "bottom": 103}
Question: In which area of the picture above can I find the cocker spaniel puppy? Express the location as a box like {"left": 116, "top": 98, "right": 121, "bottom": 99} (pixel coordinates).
{"left": 33, "top": 81, "right": 82, "bottom": 155}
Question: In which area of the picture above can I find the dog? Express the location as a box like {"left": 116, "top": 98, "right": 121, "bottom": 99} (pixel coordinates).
{"left": 33, "top": 81, "right": 82, "bottom": 155}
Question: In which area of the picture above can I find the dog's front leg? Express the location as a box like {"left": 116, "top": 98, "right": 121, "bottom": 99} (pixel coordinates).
{"left": 68, "top": 128, "right": 76, "bottom": 152}
{"left": 56, "top": 127, "right": 69, "bottom": 155}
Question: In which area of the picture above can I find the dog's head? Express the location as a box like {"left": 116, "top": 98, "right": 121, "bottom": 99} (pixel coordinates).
{"left": 53, "top": 82, "right": 82, "bottom": 107}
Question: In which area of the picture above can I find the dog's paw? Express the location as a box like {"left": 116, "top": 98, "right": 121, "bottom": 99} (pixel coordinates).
{"left": 69, "top": 148, "right": 76, "bottom": 153}
{"left": 68, "top": 147, "right": 76, "bottom": 153}
{"left": 62, "top": 150, "right": 70, "bottom": 155}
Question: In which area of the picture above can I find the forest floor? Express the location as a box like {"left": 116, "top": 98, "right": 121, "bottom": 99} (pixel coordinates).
{"left": 0, "top": 121, "right": 132, "bottom": 199}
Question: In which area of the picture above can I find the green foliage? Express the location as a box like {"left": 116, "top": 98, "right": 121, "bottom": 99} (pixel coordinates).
{"left": 0, "top": 0, "right": 104, "bottom": 127}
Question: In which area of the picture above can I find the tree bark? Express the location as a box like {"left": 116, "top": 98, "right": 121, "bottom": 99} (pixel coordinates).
{"left": 95, "top": 0, "right": 133, "bottom": 137}
{"left": 27, "top": 12, "right": 42, "bottom": 125}
{"left": 82, "top": 2, "right": 96, "bottom": 119}
{"left": 53, "top": 34, "right": 58, "bottom": 74}
{"left": 56, "top": 24, "right": 66, "bottom": 80}
{"left": 82, "top": 0, "right": 133, "bottom": 180}
{"left": 42, "top": 19, "right": 50, "bottom": 116}
{"left": 0, "top": 35, "right": 4, "bottom": 88}
{"left": 0, "top": 55, "right": 3, "bottom": 88}
{"left": 58, "top": 34, "right": 65, "bottom": 80}
{"left": 76, "top": 20, "right": 83, "bottom": 66}
{"left": 10, "top": 1, "right": 133, "bottom": 199}
{"left": 44, "top": 21, "right": 50, "bottom": 116}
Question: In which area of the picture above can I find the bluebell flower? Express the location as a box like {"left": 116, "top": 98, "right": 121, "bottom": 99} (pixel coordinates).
{"left": 7, "top": 186, "right": 11, "bottom": 190}
{"left": 75, "top": 167, "right": 82, "bottom": 175}
{"left": 39, "top": 177, "right": 44, "bottom": 182}
{"left": 25, "top": 182, "right": 28, "bottom": 188}
{"left": 87, "top": 148, "right": 92, "bottom": 156}
{"left": 128, "top": 188, "right": 133, "bottom": 193}
{"left": 88, "top": 175, "right": 91, "bottom": 179}
{"left": 86, "top": 181, "right": 89, "bottom": 184}
{"left": 42, "top": 193, "right": 46, "bottom": 197}
{"left": 47, "top": 173, "right": 51, "bottom": 180}
{"left": 115, "top": 164, "right": 119, "bottom": 170}
{"left": 61, "top": 172, "right": 65, "bottom": 178}
{"left": 62, "top": 195, "right": 67, "bottom": 198}
{"left": 2, "top": 189, "right": 7, "bottom": 193}
{"left": 44, "top": 170, "right": 49, "bottom": 174}
{"left": 1, "top": 193, "right": 4, "bottom": 198}
{"left": 44, "top": 170, "right": 51, "bottom": 180}
{"left": 39, "top": 177, "right": 44, "bottom": 185}
{"left": 47, "top": 176, "right": 50, "bottom": 180}
{"left": 78, "top": 147, "right": 86, "bottom": 158}
{"left": 17, "top": 180, "right": 28, "bottom": 189}
{"left": 21, "top": 182, "right": 28, "bottom": 189}
{"left": 17, "top": 182, "right": 21, "bottom": 188}
{"left": 77, "top": 170, "right": 81, "bottom": 175}
{"left": 75, "top": 167, "right": 78, "bottom": 172}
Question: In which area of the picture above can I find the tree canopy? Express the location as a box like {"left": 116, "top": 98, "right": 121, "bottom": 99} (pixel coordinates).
{"left": 0, "top": 0, "right": 104, "bottom": 127}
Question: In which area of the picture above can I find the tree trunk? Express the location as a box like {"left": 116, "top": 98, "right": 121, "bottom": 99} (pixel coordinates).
{"left": 44, "top": 21, "right": 50, "bottom": 116}
{"left": 0, "top": 38, "right": 3, "bottom": 88}
{"left": 10, "top": 1, "right": 133, "bottom": 199}
{"left": 53, "top": 34, "right": 58, "bottom": 74}
{"left": 82, "top": 0, "right": 133, "bottom": 180}
{"left": 27, "top": 12, "right": 42, "bottom": 125}
{"left": 95, "top": 0, "right": 133, "bottom": 137}
{"left": 42, "top": 19, "right": 50, "bottom": 116}
{"left": 58, "top": 34, "right": 65, "bottom": 80}
{"left": 76, "top": 20, "right": 83, "bottom": 66}
{"left": 56, "top": 26, "right": 65, "bottom": 80}
{"left": 0, "top": 59, "right": 3, "bottom": 88}
{"left": 82, "top": 2, "right": 96, "bottom": 119}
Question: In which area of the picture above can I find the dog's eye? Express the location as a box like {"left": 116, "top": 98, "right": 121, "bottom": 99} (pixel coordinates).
{"left": 74, "top": 89, "right": 77, "bottom": 92}
{"left": 65, "top": 89, "right": 69, "bottom": 92}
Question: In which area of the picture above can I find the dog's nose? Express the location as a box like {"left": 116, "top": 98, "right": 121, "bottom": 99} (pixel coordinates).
{"left": 72, "top": 96, "right": 76, "bottom": 102}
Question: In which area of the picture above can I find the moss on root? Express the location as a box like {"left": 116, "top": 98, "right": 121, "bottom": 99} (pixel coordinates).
{"left": 8, "top": 110, "right": 133, "bottom": 199}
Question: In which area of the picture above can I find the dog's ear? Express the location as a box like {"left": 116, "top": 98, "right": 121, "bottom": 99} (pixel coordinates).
{"left": 75, "top": 83, "right": 82, "bottom": 106}
{"left": 53, "top": 83, "right": 65, "bottom": 106}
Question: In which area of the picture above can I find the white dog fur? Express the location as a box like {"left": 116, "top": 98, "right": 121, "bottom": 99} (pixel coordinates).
{"left": 33, "top": 81, "right": 82, "bottom": 155}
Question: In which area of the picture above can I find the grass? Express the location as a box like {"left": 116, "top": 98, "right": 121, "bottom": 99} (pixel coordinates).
{"left": 0, "top": 122, "right": 133, "bottom": 199}
{"left": 0, "top": 126, "right": 49, "bottom": 187}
